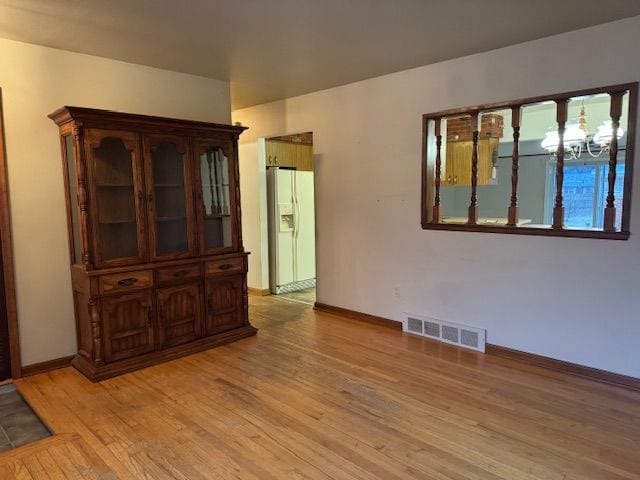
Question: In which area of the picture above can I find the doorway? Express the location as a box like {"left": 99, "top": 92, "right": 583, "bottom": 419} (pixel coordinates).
{"left": 265, "top": 132, "right": 316, "bottom": 305}
{"left": 0, "top": 243, "right": 10, "bottom": 381}
{"left": 0, "top": 89, "right": 19, "bottom": 381}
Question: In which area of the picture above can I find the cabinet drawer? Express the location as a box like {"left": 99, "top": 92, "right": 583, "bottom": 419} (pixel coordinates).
{"left": 156, "top": 264, "right": 203, "bottom": 286}
{"left": 206, "top": 257, "right": 244, "bottom": 276}
{"left": 99, "top": 270, "right": 153, "bottom": 294}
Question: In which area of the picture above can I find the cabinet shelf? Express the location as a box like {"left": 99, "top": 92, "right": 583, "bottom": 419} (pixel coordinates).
{"left": 99, "top": 219, "right": 136, "bottom": 225}
{"left": 156, "top": 216, "right": 187, "bottom": 222}
{"left": 205, "top": 214, "right": 231, "bottom": 219}
{"left": 96, "top": 183, "right": 134, "bottom": 188}
{"left": 154, "top": 183, "right": 184, "bottom": 188}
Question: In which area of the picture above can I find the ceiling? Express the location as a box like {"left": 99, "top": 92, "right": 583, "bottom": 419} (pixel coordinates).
{"left": 1, "top": 1, "right": 639, "bottom": 109}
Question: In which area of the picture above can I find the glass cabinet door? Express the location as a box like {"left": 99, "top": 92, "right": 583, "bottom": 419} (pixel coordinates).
{"left": 87, "top": 129, "right": 148, "bottom": 266}
{"left": 143, "top": 135, "right": 196, "bottom": 259}
{"left": 194, "top": 140, "right": 236, "bottom": 253}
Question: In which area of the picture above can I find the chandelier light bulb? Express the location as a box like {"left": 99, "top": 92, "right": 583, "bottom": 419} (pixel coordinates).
{"left": 593, "top": 120, "right": 624, "bottom": 147}
{"left": 564, "top": 124, "right": 587, "bottom": 146}
{"left": 540, "top": 124, "right": 586, "bottom": 152}
{"left": 541, "top": 130, "right": 559, "bottom": 152}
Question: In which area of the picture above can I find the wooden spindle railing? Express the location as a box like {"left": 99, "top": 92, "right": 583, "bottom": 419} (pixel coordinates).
{"left": 552, "top": 99, "right": 568, "bottom": 230}
{"left": 432, "top": 118, "right": 443, "bottom": 223}
{"left": 507, "top": 106, "right": 522, "bottom": 227}
{"left": 604, "top": 92, "right": 624, "bottom": 232}
{"left": 468, "top": 112, "right": 479, "bottom": 225}
{"left": 422, "top": 83, "right": 635, "bottom": 239}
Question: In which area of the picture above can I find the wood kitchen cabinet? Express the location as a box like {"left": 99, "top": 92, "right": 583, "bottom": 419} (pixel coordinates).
{"left": 443, "top": 138, "right": 499, "bottom": 186}
{"left": 50, "top": 107, "right": 256, "bottom": 381}
{"left": 265, "top": 140, "right": 313, "bottom": 171}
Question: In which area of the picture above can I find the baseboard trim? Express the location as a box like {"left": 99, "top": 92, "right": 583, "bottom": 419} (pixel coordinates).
{"left": 248, "top": 287, "right": 271, "bottom": 296}
{"left": 486, "top": 344, "right": 640, "bottom": 392}
{"left": 312, "top": 302, "right": 639, "bottom": 392}
{"left": 313, "top": 302, "right": 402, "bottom": 330}
{"left": 20, "top": 355, "right": 74, "bottom": 377}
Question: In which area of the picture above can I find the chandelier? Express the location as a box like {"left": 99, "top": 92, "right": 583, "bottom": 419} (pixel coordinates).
{"left": 541, "top": 103, "right": 623, "bottom": 159}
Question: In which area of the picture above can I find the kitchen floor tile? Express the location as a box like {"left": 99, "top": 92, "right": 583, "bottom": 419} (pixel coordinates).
{"left": 0, "top": 384, "right": 50, "bottom": 450}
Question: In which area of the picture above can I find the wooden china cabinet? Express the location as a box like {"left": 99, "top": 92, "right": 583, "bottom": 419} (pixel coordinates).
{"left": 49, "top": 107, "right": 256, "bottom": 381}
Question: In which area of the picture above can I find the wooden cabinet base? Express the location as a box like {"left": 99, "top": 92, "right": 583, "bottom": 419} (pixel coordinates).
{"left": 72, "top": 324, "right": 257, "bottom": 382}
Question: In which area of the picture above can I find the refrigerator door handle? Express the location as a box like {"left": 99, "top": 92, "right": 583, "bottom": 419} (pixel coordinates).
{"left": 292, "top": 173, "right": 300, "bottom": 239}
{"left": 292, "top": 173, "right": 299, "bottom": 281}
{"left": 294, "top": 193, "right": 301, "bottom": 239}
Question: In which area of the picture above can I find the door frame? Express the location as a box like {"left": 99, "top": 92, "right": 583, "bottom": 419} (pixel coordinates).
{"left": 0, "top": 89, "right": 22, "bottom": 379}
{"left": 262, "top": 132, "right": 318, "bottom": 296}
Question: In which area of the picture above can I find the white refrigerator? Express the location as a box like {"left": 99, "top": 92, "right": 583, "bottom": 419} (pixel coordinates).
{"left": 267, "top": 168, "right": 316, "bottom": 294}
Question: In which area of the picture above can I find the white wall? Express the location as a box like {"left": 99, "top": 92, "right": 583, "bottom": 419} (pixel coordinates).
{"left": 238, "top": 141, "right": 269, "bottom": 290}
{"left": 233, "top": 16, "right": 640, "bottom": 378}
{"left": 0, "top": 38, "right": 230, "bottom": 366}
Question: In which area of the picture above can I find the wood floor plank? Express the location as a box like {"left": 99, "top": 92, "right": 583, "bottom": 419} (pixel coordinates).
{"left": 0, "top": 463, "right": 18, "bottom": 480}
{"left": 8, "top": 460, "right": 34, "bottom": 480}
{"left": 3, "top": 295, "right": 639, "bottom": 479}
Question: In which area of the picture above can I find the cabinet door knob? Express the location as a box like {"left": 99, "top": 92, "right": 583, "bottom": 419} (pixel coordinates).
{"left": 117, "top": 277, "right": 138, "bottom": 287}
{"left": 447, "top": 176, "right": 452, "bottom": 184}
{"left": 454, "top": 176, "right": 458, "bottom": 184}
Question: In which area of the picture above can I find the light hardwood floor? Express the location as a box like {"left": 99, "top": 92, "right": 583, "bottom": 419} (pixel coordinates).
{"left": 4, "top": 295, "right": 640, "bottom": 479}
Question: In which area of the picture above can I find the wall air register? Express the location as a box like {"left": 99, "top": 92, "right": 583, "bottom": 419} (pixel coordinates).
{"left": 403, "top": 313, "right": 486, "bottom": 353}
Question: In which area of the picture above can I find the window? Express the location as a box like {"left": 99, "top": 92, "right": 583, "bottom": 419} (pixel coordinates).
{"left": 421, "top": 83, "right": 637, "bottom": 240}
{"left": 544, "top": 161, "right": 625, "bottom": 230}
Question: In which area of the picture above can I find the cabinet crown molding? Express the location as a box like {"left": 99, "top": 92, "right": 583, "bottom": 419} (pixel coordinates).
{"left": 49, "top": 106, "right": 248, "bottom": 136}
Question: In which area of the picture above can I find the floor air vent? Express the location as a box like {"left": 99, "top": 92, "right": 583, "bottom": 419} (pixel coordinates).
{"left": 407, "top": 317, "right": 423, "bottom": 334}
{"left": 403, "top": 314, "right": 486, "bottom": 352}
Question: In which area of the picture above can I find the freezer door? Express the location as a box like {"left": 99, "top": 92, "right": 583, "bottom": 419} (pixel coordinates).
{"left": 275, "top": 169, "right": 295, "bottom": 287}
{"left": 293, "top": 171, "right": 316, "bottom": 282}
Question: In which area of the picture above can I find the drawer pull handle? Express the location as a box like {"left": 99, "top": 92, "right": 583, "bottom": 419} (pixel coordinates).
{"left": 173, "top": 269, "right": 189, "bottom": 277}
{"left": 117, "top": 277, "right": 138, "bottom": 287}
{"left": 219, "top": 263, "right": 233, "bottom": 271}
